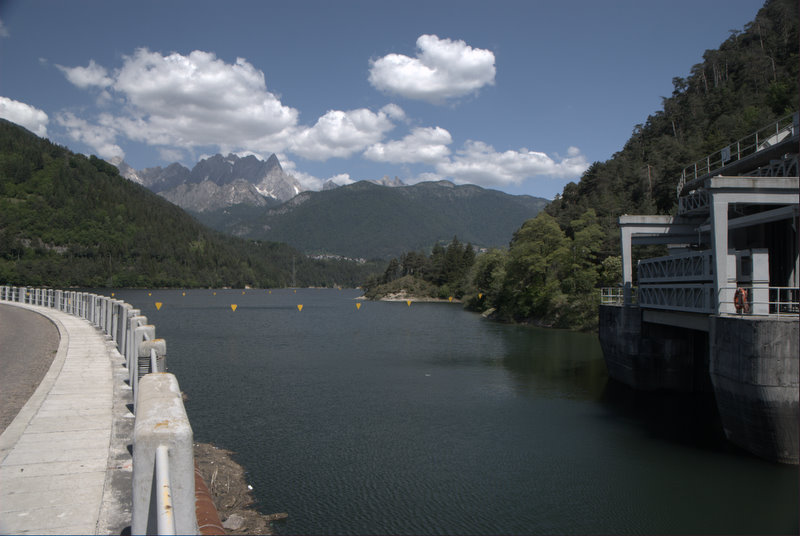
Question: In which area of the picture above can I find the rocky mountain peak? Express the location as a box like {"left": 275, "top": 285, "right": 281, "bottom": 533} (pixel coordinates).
{"left": 370, "top": 175, "right": 406, "bottom": 187}
{"left": 116, "top": 152, "right": 302, "bottom": 212}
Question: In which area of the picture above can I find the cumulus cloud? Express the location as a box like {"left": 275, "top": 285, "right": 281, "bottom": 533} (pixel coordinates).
{"left": 0, "top": 96, "right": 49, "bottom": 137}
{"left": 55, "top": 49, "right": 407, "bottom": 168}
{"left": 56, "top": 59, "right": 113, "bottom": 88}
{"left": 435, "top": 141, "right": 589, "bottom": 187}
{"left": 57, "top": 111, "right": 124, "bottom": 160}
{"left": 279, "top": 156, "right": 353, "bottom": 191}
{"left": 290, "top": 106, "right": 397, "bottom": 160}
{"left": 364, "top": 126, "right": 452, "bottom": 165}
{"left": 55, "top": 48, "right": 299, "bottom": 156}
{"left": 369, "top": 34, "right": 495, "bottom": 103}
{"left": 114, "top": 49, "right": 298, "bottom": 148}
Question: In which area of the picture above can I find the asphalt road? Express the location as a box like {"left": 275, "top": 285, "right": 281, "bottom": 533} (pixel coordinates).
{"left": 0, "top": 304, "right": 60, "bottom": 434}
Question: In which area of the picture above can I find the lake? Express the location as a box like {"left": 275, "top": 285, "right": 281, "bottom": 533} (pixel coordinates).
{"left": 113, "top": 288, "right": 798, "bottom": 535}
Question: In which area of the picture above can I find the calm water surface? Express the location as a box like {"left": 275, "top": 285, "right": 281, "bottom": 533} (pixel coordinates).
{"left": 114, "top": 288, "right": 798, "bottom": 535}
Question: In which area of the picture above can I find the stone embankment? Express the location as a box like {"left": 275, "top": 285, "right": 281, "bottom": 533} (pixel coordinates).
{"left": 195, "top": 443, "right": 287, "bottom": 534}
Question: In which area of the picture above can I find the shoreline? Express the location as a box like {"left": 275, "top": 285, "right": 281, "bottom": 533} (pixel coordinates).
{"left": 194, "top": 442, "right": 287, "bottom": 535}
{"left": 366, "top": 291, "right": 462, "bottom": 303}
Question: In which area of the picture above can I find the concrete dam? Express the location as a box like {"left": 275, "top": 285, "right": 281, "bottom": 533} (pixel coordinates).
{"left": 599, "top": 113, "right": 799, "bottom": 464}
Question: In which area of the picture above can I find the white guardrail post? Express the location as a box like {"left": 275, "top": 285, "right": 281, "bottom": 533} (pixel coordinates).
{"left": 0, "top": 285, "right": 205, "bottom": 535}
{"left": 132, "top": 373, "right": 196, "bottom": 536}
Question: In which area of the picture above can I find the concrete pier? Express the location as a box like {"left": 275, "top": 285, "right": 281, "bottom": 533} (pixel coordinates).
{"left": 598, "top": 305, "right": 710, "bottom": 392}
{"left": 599, "top": 304, "right": 799, "bottom": 464}
{"left": 709, "top": 315, "right": 799, "bottom": 464}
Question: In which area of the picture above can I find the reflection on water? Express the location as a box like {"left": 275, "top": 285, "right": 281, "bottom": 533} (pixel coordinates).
{"left": 112, "top": 288, "right": 798, "bottom": 535}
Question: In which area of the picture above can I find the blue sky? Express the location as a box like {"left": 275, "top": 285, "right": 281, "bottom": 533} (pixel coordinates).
{"left": 0, "top": 0, "right": 764, "bottom": 199}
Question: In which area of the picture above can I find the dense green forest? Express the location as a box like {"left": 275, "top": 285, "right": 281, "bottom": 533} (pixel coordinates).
{"left": 363, "top": 237, "right": 478, "bottom": 300}
{"left": 195, "top": 180, "right": 547, "bottom": 260}
{"left": 0, "top": 119, "right": 380, "bottom": 288}
{"left": 546, "top": 0, "right": 797, "bottom": 255}
{"left": 367, "top": 0, "right": 797, "bottom": 330}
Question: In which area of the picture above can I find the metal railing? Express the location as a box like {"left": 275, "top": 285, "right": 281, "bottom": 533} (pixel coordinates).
{"left": 0, "top": 285, "right": 205, "bottom": 535}
{"left": 155, "top": 445, "right": 177, "bottom": 535}
{"left": 721, "top": 286, "right": 799, "bottom": 316}
{"left": 600, "top": 282, "right": 800, "bottom": 316}
{"left": 600, "top": 287, "right": 637, "bottom": 305}
{"left": 677, "top": 112, "right": 799, "bottom": 197}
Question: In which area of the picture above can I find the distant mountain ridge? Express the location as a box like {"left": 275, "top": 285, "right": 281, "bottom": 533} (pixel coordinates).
{"left": 0, "top": 118, "right": 377, "bottom": 288}
{"left": 193, "top": 179, "right": 549, "bottom": 259}
{"left": 115, "top": 153, "right": 301, "bottom": 211}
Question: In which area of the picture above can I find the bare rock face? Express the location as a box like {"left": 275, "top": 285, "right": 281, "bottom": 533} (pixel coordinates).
{"left": 159, "top": 179, "right": 270, "bottom": 212}
{"left": 116, "top": 153, "right": 302, "bottom": 212}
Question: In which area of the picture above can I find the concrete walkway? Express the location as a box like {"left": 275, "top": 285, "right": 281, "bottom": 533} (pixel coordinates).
{"left": 0, "top": 303, "right": 132, "bottom": 535}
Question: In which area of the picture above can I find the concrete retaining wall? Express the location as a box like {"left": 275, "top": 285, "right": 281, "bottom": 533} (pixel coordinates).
{"left": 710, "top": 315, "right": 799, "bottom": 463}
{"left": 598, "top": 305, "right": 709, "bottom": 392}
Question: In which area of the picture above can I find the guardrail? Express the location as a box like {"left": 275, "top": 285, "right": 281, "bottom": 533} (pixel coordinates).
{"left": 677, "top": 112, "right": 799, "bottom": 197}
{"left": 600, "top": 284, "right": 799, "bottom": 317}
{"left": 600, "top": 287, "right": 637, "bottom": 306}
{"left": 0, "top": 285, "right": 215, "bottom": 535}
{"left": 720, "top": 286, "right": 799, "bottom": 316}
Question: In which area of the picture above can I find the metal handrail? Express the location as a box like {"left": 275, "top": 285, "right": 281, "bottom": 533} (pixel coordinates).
{"left": 155, "top": 445, "right": 177, "bottom": 535}
{"left": 600, "top": 287, "right": 638, "bottom": 305}
{"left": 677, "top": 112, "right": 799, "bottom": 197}
{"left": 721, "top": 286, "right": 799, "bottom": 316}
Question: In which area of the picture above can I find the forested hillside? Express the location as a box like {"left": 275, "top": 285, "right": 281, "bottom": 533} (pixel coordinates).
{"left": 0, "top": 120, "right": 378, "bottom": 288}
{"left": 546, "top": 0, "right": 797, "bottom": 256}
{"left": 367, "top": 0, "right": 797, "bottom": 330}
{"left": 473, "top": 0, "right": 798, "bottom": 329}
{"left": 195, "top": 180, "right": 548, "bottom": 260}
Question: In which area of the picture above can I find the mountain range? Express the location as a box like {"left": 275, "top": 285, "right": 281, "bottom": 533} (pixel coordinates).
{"left": 115, "top": 153, "right": 301, "bottom": 211}
{"left": 118, "top": 154, "right": 549, "bottom": 259}
{"left": 193, "top": 179, "right": 548, "bottom": 259}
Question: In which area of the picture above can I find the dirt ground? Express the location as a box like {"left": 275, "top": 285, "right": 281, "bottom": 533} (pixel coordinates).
{"left": 194, "top": 442, "right": 287, "bottom": 535}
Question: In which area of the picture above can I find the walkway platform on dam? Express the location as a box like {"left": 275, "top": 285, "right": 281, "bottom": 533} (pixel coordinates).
{"left": 0, "top": 303, "right": 132, "bottom": 535}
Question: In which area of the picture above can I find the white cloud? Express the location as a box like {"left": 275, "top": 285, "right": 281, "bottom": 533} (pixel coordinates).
{"left": 0, "top": 19, "right": 9, "bottom": 38}
{"left": 326, "top": 173, "right": 354, "bottom": 186}
{"left": 57, "top": 111, "right": 124, "bottom": 160}
{"left": 369, "top": 34, "right": 495, "bottom": 103}
{"left": 56, "top": 59, "right": 112, "bottom": 88}
{"left": 55, "top": 49, "right": 406, "bottom": 168}
{"left": 158, "top": 147, "right": 185, "bottom": 163}
{"left": 435, "top": 141, "right": 589, "bottom": 187}
{"left": 113, "top": 49, "right": 298, "bottom": 148}
{"left": 0, "top": 96, "right": 49, "bottom": 137}
{"left": 364, "top": 126, "right": 452, "bottom": 165}
{"left": 290, "top": 107, "right": 396, "bottom": 160}
{"left": 55, "top": 48, "right": 299, "bottom": 157}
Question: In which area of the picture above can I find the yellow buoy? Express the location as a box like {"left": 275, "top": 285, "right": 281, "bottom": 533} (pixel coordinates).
{"left": 269, "top": 290, "right": 272, "bottom": 294}
{"left": 111, "top": 292, "right": 115, "bottom": 297}
{"left": 406, "top": 300, "right": 412, "bottom": 307}
{"left": 148, "top": 292, "right": 152, "bottom": 296}
{"left": 182, "top": 292, "right": 186, "bottom": 296}
{"left": 297, "top": 304, "right": 303, "bottom": 312}
{"left": 231, "top": 304, "right": 238, "bottom": 312}
{"left": 213, "top": 291, "right": 217, "bottom": 296}
{"left": 356, "top": 303, "right": 362, "bottom": 310}
{"left": 294, "top": 289, "right": 297, "bottom": 294}
{"left": 155, "top": 302, "right": 163, "bottom": 311}
{"left": 242, "top": 291, "right": 245, "bottom": 295}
